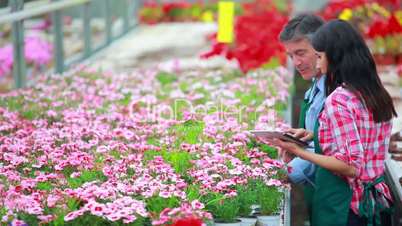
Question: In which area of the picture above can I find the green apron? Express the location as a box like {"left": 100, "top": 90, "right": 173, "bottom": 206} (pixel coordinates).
{"left": 311, "top": 114, "right": 389, "bottom": 226}
{"left": 298, "top": 99, "right": 315, "bottom": 221}
{"left": 311, "top": 119, "right": 352, "bottom": 226}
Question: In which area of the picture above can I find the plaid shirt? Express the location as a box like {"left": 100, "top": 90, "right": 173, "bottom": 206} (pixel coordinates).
{"left": 318, "top": 87, "right": 393, "bottom": 214}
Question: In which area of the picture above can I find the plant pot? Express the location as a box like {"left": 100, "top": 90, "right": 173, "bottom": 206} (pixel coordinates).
{"left": 214, "top": 219, "right": 242, "bottom": 226}
{"left": 257, "top": 215, "right": 280, "bottom": 226}
{"left": 239, "top": 216, "right": 257, "bottom": 226}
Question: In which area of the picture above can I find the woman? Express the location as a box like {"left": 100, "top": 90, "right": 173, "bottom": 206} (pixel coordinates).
{"left": 272, "top": 20, "right": 397, "bottom": 226}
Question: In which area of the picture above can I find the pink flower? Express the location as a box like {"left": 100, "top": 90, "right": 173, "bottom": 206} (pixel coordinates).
{"left": 159, "top": 191, "right": 172, "bottom": 198}
{"left": 123, "top": 215, "right": 137, "bottom": 224}
{"left": 267, "top": 179, "right": 282, "bottom": 187}
{"left": 0, "top": 45, "right": 13, "bottom": 77}
{"left": 10, "top": 219, "right": 28, "bottom": 226}
{"left": 47, "top": 194, "right": 60, "bottom": 208}
{"left": 47, "top": 110, "right": 57, "bottom": 117}
{"left": 96, "top": 145, "right": 109, "bottom": 153}
{"left": 37, "top": 215, "right": 54, "bottom": 223}
{"left": 105, "top": 213, "right": 121, "bottom": 222}
{"left": 70, "top": 172, "right": 81, "bottom": 178}
{"left": 25, "top": 36, "right": 53, "bottom": 65}
{"left": 191, "top": 200, "right": 205, "bottom": 210}
{"left": 64, "top": 210, "right": 84, "bottom": 221}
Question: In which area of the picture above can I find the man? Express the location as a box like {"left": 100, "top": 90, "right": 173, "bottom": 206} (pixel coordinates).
{"left": 278, "top": 14, "right": 325, "bottom": 223}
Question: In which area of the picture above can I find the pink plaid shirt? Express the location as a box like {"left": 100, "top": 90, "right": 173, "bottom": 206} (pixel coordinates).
{"left": 318, "top": 86, "right": 393, "bottom": 214}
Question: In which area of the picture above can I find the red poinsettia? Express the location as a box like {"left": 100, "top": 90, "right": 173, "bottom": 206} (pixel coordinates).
{"left": 367, "top": 14, "right": 402, "bottom": 38}
{"left": 201, "top": 0, "right": 290, "bottom": 72}
{"left": 319, "top": 0, "right": 367, "bottom": 20}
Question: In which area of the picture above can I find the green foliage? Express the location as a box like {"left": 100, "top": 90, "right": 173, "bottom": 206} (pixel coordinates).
{"left": 109, "top": 149, "right": 122, "bottom": 160}
{"left": 37, "top": 181, "right": 53, "bottom": 191}
{"left": 0, "top": 96, "right": 45, "bottom": 120}
{"left": 0, "top": 207, "right": 7, "bottom": 222}
{"left": 203, "top": 193, "right": 239, "bottom": 223}
{"left": 146, "top": 196, "right": 180, "bottom": 215}
{"left": 118, "top": 93, "right": 132, "bottom": 106}
{"left": 172, "top": 99, "right": 191, "bottom": 120}
{"left": 17, "top": 212, "right": 39, "bottom": 226}
{"left": 255, "top": 180, "right": 283, "bottom": 215}
{"left": 171, "top": 120, "right": 204, "bottom": 145}
{"left": 235, "top": 184, "right": 258, "bottom": 217}
{"left": 259, "top": 143, "right": 278, "bottom": 159}
{"left": 146, "top": 136, "right": 160, "bottom": 146}
{"left": 234, "top": 149, "right": 251, "bottom": 165}
{"left": 261, "top": 57, "right": 281, "bottom": 70}
{"left": 77, "top": 71, "right": 102, "bottom": 82}
{"left": 95, "top": 101, "right": 111, "bottom": 115}
{"left": 0, "top": 96, "right": 24, "bottom": 112}
{"left": 161, "top": 151, "right": 192, "bottom": 176}
{"left": 156, "top": 72, "right": 178, "bottom": 86}
{"left": 186, "top": 184, "right": 201, "bottom": 201}
{"left": 67, "top": 170, "right": 107, "bottom": 189}
{"left": 179, "top": 81, "right": 189, "bottom": 93}
{"left": 220, "top": 70, "right": 244, "bottom": 84}
{"left": 247, "top": 138, "right": 278, "bottom": 159}
{"left": 67, "top": 198, "right": 80, "bottom": 211}
{"left": 143, "top": 150, "right": 161, "bottom": 163}
{"left": 63, "top": 214, "right": 151, "bottom": 226}
{"left": 235, "top": 86, "right": 265, "bottom": 106}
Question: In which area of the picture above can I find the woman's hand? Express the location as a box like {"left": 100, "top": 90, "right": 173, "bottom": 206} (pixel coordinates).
{"left": 286, "top": 128, "right": 313, "bottom": 141}
{"left": 269, "top": 138, "right": 305, "bottom": 158}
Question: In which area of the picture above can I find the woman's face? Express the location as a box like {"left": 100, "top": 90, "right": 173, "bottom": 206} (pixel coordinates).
{"left": 315, "top": 51, "right": 328, "bottom": 75}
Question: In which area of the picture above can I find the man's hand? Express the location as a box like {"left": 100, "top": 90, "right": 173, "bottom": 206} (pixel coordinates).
{"left": 286, "top": 128, "right": 313, "bottom": 142}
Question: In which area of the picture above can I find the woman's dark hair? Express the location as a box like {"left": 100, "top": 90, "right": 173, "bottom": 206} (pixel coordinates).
{"left": 311, "top": 19, "right": 397, "bottom": 122}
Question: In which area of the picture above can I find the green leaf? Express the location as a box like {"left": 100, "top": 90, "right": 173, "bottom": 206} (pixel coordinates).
{"left": 146, "top": 196, "right": 180, "bottom": 215}
{"left": 258, "top": 143, "right": 278, "bottom": 159}
{"left": 118, "top": 93, "right": 132, "bottom": 106}
{"left": 67, "top": 198, "right": 80, "bottom": 211}
{"left": 156, "top": 72, "right": 178, "bottom": 86}
{"left": 67, "top": 170, "right": 107, "bottom": 189}
{"left": 37, "top": 182, "right": 53, "bottom": 191}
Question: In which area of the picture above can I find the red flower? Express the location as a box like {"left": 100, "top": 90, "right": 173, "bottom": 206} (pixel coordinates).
{"left": 367, "top": 15, "right": 402, "bottom": 38}
{"left": 171, "top": 217, "right": 203, "bottom": 226}
{"left": 201, "top": 0, "right": 289, "bottom": 72}
{"left": 319, "top": 0, "right": 367, "bottom": 20}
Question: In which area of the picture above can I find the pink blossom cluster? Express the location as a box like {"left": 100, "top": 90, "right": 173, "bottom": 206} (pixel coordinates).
{"left": 0, "top": 35, "right": 52, "bottom": 78}
{"left": 0, "top": 65, "right": 291, "bottom": 225}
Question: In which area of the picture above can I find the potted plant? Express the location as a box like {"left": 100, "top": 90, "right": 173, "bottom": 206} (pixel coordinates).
{"left": 203, "top": 192, "right": 241, "bottom": 226}
{"left": 255, "top": 180, "right": 283, "bottom": 226}
{"left": 235, "top": 184, "right": 258, "bottom": 226}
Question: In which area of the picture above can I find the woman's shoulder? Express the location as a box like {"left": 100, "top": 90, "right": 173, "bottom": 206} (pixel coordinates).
{"left": 327, "top": 86, "right": 355, "bottom": 101}
{"left": 326, "top": 86, "right": 361, "bottom": 109}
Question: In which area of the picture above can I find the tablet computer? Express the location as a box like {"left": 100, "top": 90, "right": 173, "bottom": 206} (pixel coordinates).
{"left": 250, "top": 130, "right": 309, "bottom": 147}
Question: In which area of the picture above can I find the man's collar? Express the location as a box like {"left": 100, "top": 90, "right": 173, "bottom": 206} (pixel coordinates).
{"left": 313, "top": 75, "right": 326, "bottom": 93}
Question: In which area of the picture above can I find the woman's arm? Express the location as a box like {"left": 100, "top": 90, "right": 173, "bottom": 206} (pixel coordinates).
{"left": 270, "top": 139, "right": 357, "bottom": 177}
{"left": 296, "top": 146, "right": 356, "bottom": 177}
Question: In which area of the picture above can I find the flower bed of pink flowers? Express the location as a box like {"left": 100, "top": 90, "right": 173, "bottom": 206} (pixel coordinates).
{"left": 0, "top": 66, "right": 291, "bottom": 225}
{"left": 0, "top": 35, "right": 53, "bottom": 78}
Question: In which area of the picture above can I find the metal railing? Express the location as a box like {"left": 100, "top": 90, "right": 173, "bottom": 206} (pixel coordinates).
{"left": 0, "top": 0, "right": 140, "bottom": 88}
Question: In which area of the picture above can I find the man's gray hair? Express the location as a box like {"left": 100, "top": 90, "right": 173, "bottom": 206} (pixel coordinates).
{"left": 279, "top": 14, "right": 324, "bottom": 42}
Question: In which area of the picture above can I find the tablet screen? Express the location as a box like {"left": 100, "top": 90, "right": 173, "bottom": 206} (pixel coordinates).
{"left": 250, "top": 130, "right": 309, "bottom": 147}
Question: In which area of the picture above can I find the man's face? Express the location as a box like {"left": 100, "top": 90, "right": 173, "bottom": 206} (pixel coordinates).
{"left": 283, "top": 39, "right": 318, "bottom": 80}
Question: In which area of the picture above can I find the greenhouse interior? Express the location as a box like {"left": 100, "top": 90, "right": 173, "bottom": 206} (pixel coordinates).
{"left": 0, "top": 0, "right": 401, "bottom": 226}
